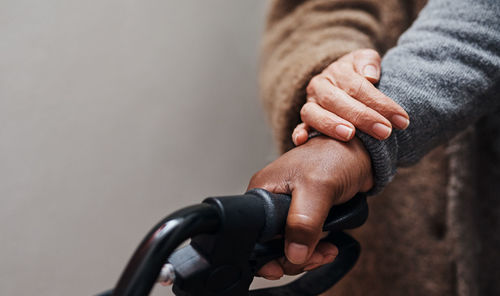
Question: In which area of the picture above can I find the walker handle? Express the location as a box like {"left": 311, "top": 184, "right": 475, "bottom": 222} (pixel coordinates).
{"left": 247, "top": 188, "right": 368, "bottom": 242}
{"left": 102, "top": 189, "right": 368, "bottom": 296}
{"left": 246, "top": 189, "right": 367, "bottom": 296}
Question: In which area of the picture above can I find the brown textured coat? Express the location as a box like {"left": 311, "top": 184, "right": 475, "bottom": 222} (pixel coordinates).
{"left": 260, "top": 1, "right": 500, "bottom": 295}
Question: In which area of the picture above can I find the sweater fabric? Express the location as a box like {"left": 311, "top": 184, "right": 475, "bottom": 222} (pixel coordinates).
{"left": 260, "top": 0, "right": 500, "bottom": 295}
{"left": 358, "top": 0, "right": 500, "bottom": 193}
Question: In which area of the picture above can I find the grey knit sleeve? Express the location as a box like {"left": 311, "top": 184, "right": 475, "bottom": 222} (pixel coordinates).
{"left": 357, "top": 0, "right": 500, "bottom": 194}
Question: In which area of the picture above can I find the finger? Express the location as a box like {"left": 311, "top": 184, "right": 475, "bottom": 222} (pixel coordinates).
{"left": 279, "top": 260, "right": 306, "bottom": 275}
{"left": 352, "top": 49, "right": 381, "bottom": 83}
{"left": 285, "top": 185, "right": 334, "bottom": 265}
{"left": 292, "top": 123, "right": 310, "bottom": 146}
{"left": 247, "top": 162, "right": 290, "bottom": 193}
{"left": 257, "top": 260, "right": 284, "bottom": 280}
{"left": 299, "top": 241, "right": 339, "bottom": 272}
{"left": 315, "top": 241, "right": 338, "bottom": 265}
{"left": 290, "top": 241, "right": 338, "bottom": 272}
{"left": 300, "top": 101, "right": 356, "bottom": 142}
{"left": 350, "top": 78, "right": 410, "bottom": 129}
{"left": 342, "top": 75, "right": 409, "bottom": 129}
{"left": 303, "top": 249, "right": 326, "bottom": 271}
{"left": 280, "top": 249, "right": 325, "bottom": 274}
{"left": 261, "top": 241, "right": 339, "bottom": 276}
{"left": 307, "top": 79, "right": 393, "bottom": 140}
{"left": 290, "top": 239, "right": 338, "bottom": 272}
{"left": 326, "top": 70, "right": 410, "bottom": 130}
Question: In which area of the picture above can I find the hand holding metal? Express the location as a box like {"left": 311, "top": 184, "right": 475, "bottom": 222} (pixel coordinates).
{"left": 104, "top": 189, "right": 368, "bottom": 296}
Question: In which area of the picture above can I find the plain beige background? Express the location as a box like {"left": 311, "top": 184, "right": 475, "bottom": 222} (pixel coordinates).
{"left": 0, "top": 1, "right": 278, "bottom": 295}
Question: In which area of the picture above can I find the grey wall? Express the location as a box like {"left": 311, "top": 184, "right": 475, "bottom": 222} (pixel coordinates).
{"left": 0, "top": 1, "right": 275, "bottom": 295}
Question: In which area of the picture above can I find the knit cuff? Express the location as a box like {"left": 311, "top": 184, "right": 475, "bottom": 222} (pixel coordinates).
{"left": 356, "top": 131, "right": 398, "bottom": 195}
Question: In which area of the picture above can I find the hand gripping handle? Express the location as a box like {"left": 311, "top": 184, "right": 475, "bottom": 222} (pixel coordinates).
{"left": 245, "top": 189, "right": 368, "bottom": 296}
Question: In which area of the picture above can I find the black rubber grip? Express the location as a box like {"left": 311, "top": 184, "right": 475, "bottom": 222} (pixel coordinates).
{"left": 246, "top": 188, "right": 368, "bottom": 242}
{"left": 245, "top": 189, "right": 368, "bottom": 296}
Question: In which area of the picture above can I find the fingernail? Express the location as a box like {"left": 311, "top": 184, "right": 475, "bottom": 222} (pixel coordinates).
{"left": 372, "top": 123, "right": 392, "bottom": 139}
{"left": 392, "top": 114, "right": 410, "bottom": 129}
{"left": 287, "top": 243, "right": 309, "bottom": 264}
{"left": 363, "top": 65, "right": 378, "bottom": 80}
{"left": 264, "top": 275, "right": 282, "bottom": 281}
{"left": 335, "top": 125, "right": 354, "bottom": 140}
{"left": 293, "top": 133, "right": 299, "bottom": 145}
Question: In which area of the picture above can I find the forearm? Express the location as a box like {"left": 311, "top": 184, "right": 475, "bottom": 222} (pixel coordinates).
{"left": 260, "top": 0, "right": 412, "bottom": 152}
{"left": 358, "top": 0, "right": 500, "bottom": 193}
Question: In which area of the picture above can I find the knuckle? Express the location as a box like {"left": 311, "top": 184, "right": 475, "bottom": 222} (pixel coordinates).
{"left": 322, "top": 73, "right": 337, "bottom": 87}
{"left": 314, "top": 86, "right": 334, "bottom": 106}
{"left": 316, "top": 118, "right": 334, "bottom": 133}
{"left": 350, "top": 105, "right": 370, "bottom": 126}
{"left": 326, "top": 62, "right": 348, "bottom": 79}
{"left": 306, "top": 76, "right": 321, "bottom": 94}
{"left": 300, "top": 102, "right": 313, "bottom": 120}
{"left": 302, "top": 173, "right": 330, "bottom": 188}
{"left": 328, "top": 65, "right": 352, "bottom": 86}
{"left": 354, "top": 78, "right": 368, "bottom": 98}
{"left": 249, "top": 171, "right": 264, "bottom": 187}
{"left": 325, "top": 61, "right": 339, "bottom": 73}
{"left": 287, "top": 215, "right": 320, "bottom": 235}
{"left": 341, "top": 76, "right": 365, "bottom": 98}
{"left": 329, "top": 61, "right": 349, "bottom": 74}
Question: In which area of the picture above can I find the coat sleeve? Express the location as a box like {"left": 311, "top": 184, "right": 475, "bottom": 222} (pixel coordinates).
{"left": 357, "top": 0, "right": 500, "bottom": 193}
{"left": 260, "top": 0, "right": 417, "bottom": 152}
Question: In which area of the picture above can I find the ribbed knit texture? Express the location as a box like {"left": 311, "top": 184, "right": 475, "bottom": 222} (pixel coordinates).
{"left": 358, "top": 0, "right": 500, "bottom": 193}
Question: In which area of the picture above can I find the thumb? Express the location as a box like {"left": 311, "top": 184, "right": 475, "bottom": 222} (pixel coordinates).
{"left": 285, "top": 185, "right": 334, "bottom": 265}
{"left": 352, "top": 49, "right": 381, "bottom": 83}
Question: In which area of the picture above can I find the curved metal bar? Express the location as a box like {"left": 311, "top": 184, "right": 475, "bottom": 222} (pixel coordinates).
{"left": 110, "top": 204, "right": 221, "bottom": 296}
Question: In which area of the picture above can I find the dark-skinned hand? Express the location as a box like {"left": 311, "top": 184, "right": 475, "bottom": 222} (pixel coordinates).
{"left": 247, "top": 136, "right": 373, "bottom": 280}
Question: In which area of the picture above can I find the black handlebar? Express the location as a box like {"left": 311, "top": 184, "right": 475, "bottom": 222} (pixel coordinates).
{"left": 100, "top": 189, "right": 368, "bottom": 296}
{"left": 244, "top": 189, "right": 367, "bottom": 295}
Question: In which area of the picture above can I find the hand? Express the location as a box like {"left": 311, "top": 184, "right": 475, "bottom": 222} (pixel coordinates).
{"left": 292, "top": 49, "right": 409, "bottom": 146}
{"left": 248, "top": 136, "right": 373, "bottom": 279}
